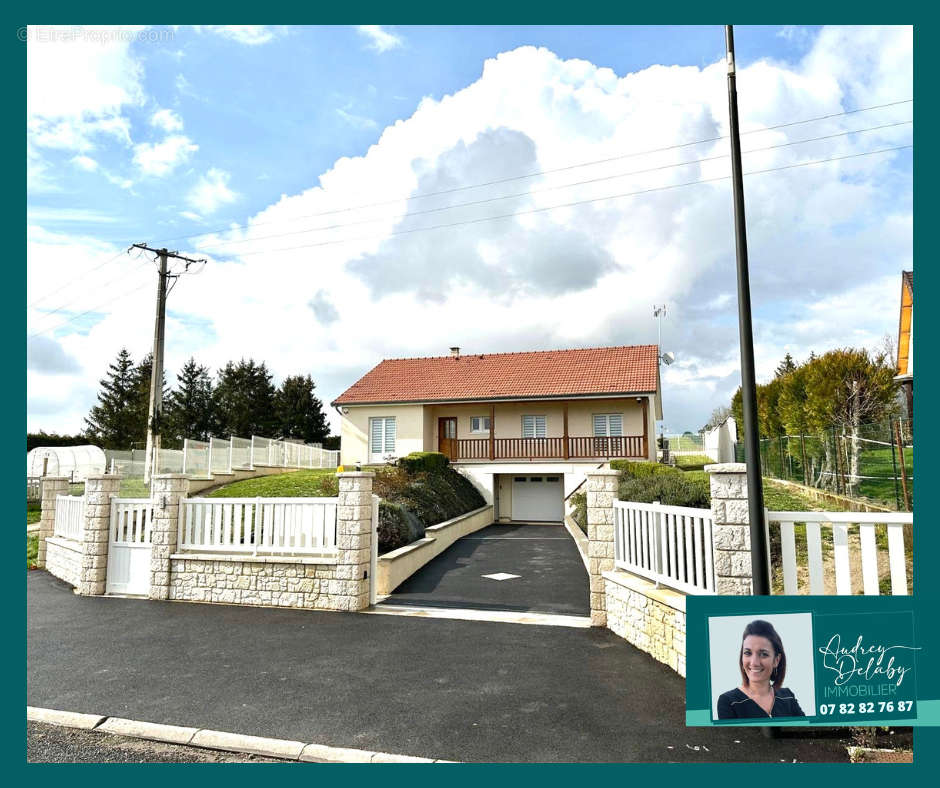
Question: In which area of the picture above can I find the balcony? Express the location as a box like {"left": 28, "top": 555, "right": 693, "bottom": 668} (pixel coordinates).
{"left": 449, "top": 435, "right": 647, "bottom": 462}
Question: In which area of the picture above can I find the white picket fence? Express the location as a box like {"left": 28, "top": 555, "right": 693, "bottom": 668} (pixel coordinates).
{"left": 613, "top": 500, "right": 716, "bottom": 595}
{"left": 179, "top": 497, "right": 339, "bottom": 555}
{"left": 766, "top": 511, "right": 913, "bottom": 596}
{"left": 53, "top": 494, "right": 85, "bottom": 540}
{"left": 110, "top": 498, "right": 154, "bottom": 545}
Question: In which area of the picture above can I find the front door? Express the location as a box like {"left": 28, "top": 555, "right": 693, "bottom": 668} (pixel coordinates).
{"left": 439, "top": 418, "right": 458, "bottom": 460}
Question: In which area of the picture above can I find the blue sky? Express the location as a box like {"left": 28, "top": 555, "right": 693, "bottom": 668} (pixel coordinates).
{"left": 27, "top": 25, "right": 912, "bottom": 435}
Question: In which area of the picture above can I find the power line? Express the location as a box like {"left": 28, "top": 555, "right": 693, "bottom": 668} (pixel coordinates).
{"left": 28, "top": 143, "right": 912, "bottom": 337}
{"left": 191, "top": 120, "right": 912, "bottom": 252}
{"left": 27, "top": 278, "right": 155, "bottom": 340}
{"left": 209, "top": 144, "right": 913, "bottom": 260}
{"left": 122, "top": 98, "right": 914, "bottom": 248}
{"left": 27, "top": 249, "right": 129, "bottom": 308}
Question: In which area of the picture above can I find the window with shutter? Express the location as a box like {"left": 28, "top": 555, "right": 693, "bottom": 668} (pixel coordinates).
{"left": 370, "top": 417, "right": 396, "bottom": 456}
{"left": 522, "top": 415, "right": 546, "bottom": 438}
{"left": 593, "top": 414, "right": 624, "bottom": 437}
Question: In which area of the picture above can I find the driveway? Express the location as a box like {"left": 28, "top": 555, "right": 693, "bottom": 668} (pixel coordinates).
{"left": 26, "top": 571, "right": 850, "bottom": 763}
{"left": 383, "top": 523, "right": 590, "bottom": 616}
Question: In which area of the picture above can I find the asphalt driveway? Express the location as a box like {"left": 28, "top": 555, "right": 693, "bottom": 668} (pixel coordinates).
{"left": 26, "top": 571, "right": 851, "bottom": 763}
{"left": 383, "top": 523, "right": 590, "bottom": 616}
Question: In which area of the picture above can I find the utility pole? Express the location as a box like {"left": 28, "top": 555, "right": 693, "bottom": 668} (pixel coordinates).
{"left": 133, "top": 244, "right": 206, "bottom": 484}
{"left": 725, "top": 26, "right": 770, "bottom": 596}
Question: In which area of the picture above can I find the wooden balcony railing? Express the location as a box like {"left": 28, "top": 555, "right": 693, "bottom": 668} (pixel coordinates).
{"left": 453, "top": 435, "right": 646, "bottom": 461}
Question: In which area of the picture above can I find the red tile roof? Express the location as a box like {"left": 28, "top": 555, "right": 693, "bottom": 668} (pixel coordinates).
{"left": 333, "top": 345, "right": 660, "bottom": 405}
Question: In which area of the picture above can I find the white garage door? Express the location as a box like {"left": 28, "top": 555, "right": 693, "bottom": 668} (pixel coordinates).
{"left": 511, "top": 476, "right": 564, "bottom": 522}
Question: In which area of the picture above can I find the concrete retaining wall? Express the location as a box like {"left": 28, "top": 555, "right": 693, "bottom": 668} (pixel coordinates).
{"left": 604, "top": 569, "right": 686, "bottom": 677}
{"left": 376, "top": 505, "right": 493, "bottom": 596}
{"left": 45, "top": 537, "right": 82, "bottom": 589}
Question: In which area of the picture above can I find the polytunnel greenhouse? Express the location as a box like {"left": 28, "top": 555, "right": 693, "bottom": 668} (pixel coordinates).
{"left": 26, "top": 445, "right": 106, "bottom": 481}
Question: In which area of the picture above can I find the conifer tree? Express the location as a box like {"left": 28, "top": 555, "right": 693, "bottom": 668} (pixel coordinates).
{"left": 275, "top": 375, "right": 329, "bottom": 443}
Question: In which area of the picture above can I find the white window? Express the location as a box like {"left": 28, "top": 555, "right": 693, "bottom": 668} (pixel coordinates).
{"left": 521, "top": 415, "right": 547, "bottom": 438}
{"left": 470, "top": 416, "right": 491, "bottom": 434}
{"left": 593, "top": 413, "right": 623, "bottom": 437}
{"left": 369, "top": 417, "right": 396, "bottom": 458}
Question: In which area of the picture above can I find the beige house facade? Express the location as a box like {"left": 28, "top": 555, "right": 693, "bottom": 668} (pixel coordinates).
{"left": 333, "top": 345, "right": 663, "bottom": 524}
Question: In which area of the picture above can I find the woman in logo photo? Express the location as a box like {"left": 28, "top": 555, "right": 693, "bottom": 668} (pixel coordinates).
{"left": 717, "top": 619, "right": 806, "bottom": 719}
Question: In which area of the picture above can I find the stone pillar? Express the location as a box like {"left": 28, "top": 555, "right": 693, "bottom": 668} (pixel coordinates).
{"left": 706, "top": 463, "right": 754, "bottom": 595}
{"left": 586, "top": 469, "right": 620, "bottom": 626}
{"left": 77, "top": 475, "right": 122, "bottom": 595}
{"left": 336, "top": 472, "right": 375, "bottom": 612}
{"left": 37, "top": 476, "right": 69, "bottom": 569}
{"left": 150, "top": 474, "right": 190, "bottom": 601}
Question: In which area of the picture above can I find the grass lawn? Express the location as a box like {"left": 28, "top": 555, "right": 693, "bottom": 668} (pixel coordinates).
{"left": 207, "top": 468, "right": 341, "bottom": 498}
{"left": 27, "top": 502, "right": 41, "bottom": 526}
{"left": 27, "top": 533, "right": 38, "bottom": 569}
{"left": 674, "top": 454, "right": 713, "bottom": 471}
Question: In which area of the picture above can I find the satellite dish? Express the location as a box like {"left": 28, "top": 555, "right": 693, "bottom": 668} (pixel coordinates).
{"left": 661, "top": 351, "right": 675, "bottom": 366}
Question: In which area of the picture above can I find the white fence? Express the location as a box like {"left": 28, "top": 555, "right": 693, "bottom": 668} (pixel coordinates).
{"left": 183, "top": 439, "right": 211, "bottom": 477}
{"left": 250, "top": 436, "right": 338, "bottom": 469}
{"left": 766, "top": 511, "right": 913, "bottom": 596}
{"left": 209, "top": 437, "right": 231, "bottom": 474}
{"left": 53, "top": 494, "right": 85, "bottom": 540}
{"left": 27, "top": 477, "right": 41, "bottom": 501}
{"left": 613, "top": 500, "right": 716, "bottom": 595}
{"left": 110, "top": 498, "right": 154, "bottom": 545}
{"left": 230, "top": 436, "right": 252, "bottom": 470}
{"left": 179, "top": 497, "right": 339, "bottom": 555}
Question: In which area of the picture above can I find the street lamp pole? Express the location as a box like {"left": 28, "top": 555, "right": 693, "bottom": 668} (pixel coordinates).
{"left": 725, "top": 24, "right": 770, "bottom": 595}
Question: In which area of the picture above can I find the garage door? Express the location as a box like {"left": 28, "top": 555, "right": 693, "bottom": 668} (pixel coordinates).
{"left": 511, "top": 475, "right": 564, "bottom": 522}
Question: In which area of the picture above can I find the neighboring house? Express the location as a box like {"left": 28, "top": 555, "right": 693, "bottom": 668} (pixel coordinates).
{"left": 332, "top": 345, "right": 662, "bottom": 523}
{"left": 895, "top": 270, "right": 913, "bottom": 421}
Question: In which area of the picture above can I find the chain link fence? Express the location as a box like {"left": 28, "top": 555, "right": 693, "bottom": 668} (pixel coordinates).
{"left": 735, "top": 418, "right": 913, "bottom": 511}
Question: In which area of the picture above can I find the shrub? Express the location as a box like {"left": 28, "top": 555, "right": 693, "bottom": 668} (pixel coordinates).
{"left": 610, "top": 459, "right": 681, "bottom": 479}
{"left": 569, "top": 491, "right": 587, "bottom": 533}
{"left": 398, "top": 451, "right": 449, "bottom": 474}
{"left": 378, "top": 502, "right": 426, "bottom": 553}
{"left": 375, "top": 464, "right": 485, "bottom": 554}
{"left": 618, "top": 473, "right": 710, "bottom": 508}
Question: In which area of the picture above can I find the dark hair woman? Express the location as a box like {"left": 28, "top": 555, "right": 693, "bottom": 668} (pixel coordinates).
{"left": 717, "top": 619, "right": 806, "bottom": 719}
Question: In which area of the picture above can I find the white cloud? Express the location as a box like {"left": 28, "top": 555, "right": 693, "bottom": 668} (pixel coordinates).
{"left": 357, "top": 25, "right": 403, "bottom": 53}
{"left": 197, "top": 25, "right": 284, "bottom": 45}
{"left": 27, "top": 26, "right": 144, "bottom": 155}
{"left": 335, "top": 108, "right": 377, "bottom": 130}
{"left": 25, "top": 27, "right": 913, "bottom": 436}
{"left": 151, "top": 108, "right": 184, "bottom": 132}
{"left": 180, "top": 210, "right": 203, "bottom": 221}
{"left": 71, "top": 155, "right": 99, "bottom": 171}
{"left": 133, "top": 134, "right": 199, "bottom": 176}
{"left": 186, "top": 168, "right": 238, "bottom": 214}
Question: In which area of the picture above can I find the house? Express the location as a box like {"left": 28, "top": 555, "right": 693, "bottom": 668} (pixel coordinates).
{"left": 895, "top": 270, "right": 913, "bottom": 420}
{"left": 332, "top": 344, "right": 662, "bottom": 523}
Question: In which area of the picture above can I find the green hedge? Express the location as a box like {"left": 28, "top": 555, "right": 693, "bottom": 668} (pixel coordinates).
{"left": 398, "top": 451, "right": 450, "bottom": 474}
{"left": 610, "top": 459, "right": 681, "bottom": 479}
{"left": 569, "top": 491, "right": 587, "bottom": 533}
{"left": 617, "top": 473, "right": 710, "bottom": 508}
{"left": 375, "top": 464, "right": 485, "bottom": 554}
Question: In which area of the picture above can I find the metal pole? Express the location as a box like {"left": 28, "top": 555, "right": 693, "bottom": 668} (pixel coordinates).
{"left": 725, "top": 25, "right": 770, "bottom": 595}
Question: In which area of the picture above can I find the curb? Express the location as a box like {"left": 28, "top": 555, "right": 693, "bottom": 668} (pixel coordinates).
{"left": 27, "top": 706, "right": 453, "bottom": 763}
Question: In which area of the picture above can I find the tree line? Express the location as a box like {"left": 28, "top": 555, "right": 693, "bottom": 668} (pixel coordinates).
{"left": 727, "top": 347, "right": 901, "bottom": 492}
{"left": 81, "top": 348, "right": 331, "bottom": 450}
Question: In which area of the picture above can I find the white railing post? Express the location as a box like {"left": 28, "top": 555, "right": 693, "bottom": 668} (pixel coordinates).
{"left": 370, "top": 493, "right": 379, "bottom": 606}
{"left": 182, "top": 440, "right": 189, "bottom": 476}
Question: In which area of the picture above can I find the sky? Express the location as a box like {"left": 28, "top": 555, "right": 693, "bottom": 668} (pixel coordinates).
{"left": 26, "top": 24, "right": 913, "bottom": 437}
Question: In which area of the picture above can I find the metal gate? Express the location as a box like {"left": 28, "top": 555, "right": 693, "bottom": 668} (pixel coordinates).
{"left": 106, "top": 498, "right": 153, "bottom": 596}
